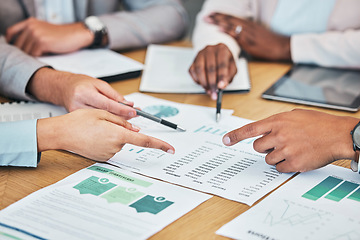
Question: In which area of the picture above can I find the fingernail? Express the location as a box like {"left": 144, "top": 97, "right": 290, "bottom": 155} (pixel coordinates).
{"left": 223, "top": 136, "right": 231, "bottom": 145}
{"left": 167, "top": 149, "right": 175, "bottom": 154}
{"left": 132, "top": 124, "right": 141, "bottom": 131}
{"left": 218, "top": 80, "right": 226, "bottom": 89}
{"left": 211, "top": 92, "right": 217, "bottom": 100}
{"left": 128, "top": 111, "right": 135, "bottom": 117}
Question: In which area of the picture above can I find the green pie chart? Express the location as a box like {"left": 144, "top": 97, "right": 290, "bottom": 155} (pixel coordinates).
{"left": 143, "top": 105, "right": 179, "bottom": 118}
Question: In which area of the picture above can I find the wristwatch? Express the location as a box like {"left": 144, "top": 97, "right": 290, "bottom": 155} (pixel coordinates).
{"left": 84, "top": 16, "right": 108, "bottom": 48}
{"left": 350, "top": 121, "right": 360, "bottom": 173}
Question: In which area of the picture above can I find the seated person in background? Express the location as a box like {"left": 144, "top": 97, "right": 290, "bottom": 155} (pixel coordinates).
{"left": 2, "top": 0, "right": 188, "bottom": 56}
{"left": 222, "top": 109, "right": 360, "bottom": 173}
{"left": 189, "top": 0, "right": 360, "bottom": 100}
{"left": 0, "top": 37, "right": 174, "bottom": 167}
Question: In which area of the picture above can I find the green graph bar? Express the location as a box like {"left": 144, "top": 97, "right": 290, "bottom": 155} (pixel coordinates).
{"left": 205, "top": 127, "right": 213, "bottom": 132}
{"left": 212, "top": 129, "right": 220, "bottom": 134}
{"left": 302, "top": 176, "right": 342, "bottom": 201}
{"left": 194, "top": 126, "right": 206, "bottom": 133}
{"left": 325, "top": 181, "right": 359, "bottom": 202}
{"left": 348, "top": 187, "right": 360, "bottom": 202}
{"left": 137, "top": 149, "right": 144, "bottom": 154}
{"left": 129, "top": 149, "right": 134, "bottom": 152}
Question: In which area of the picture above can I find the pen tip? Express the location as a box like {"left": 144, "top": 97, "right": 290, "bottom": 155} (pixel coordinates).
{"left": 216, "top": 113, "right": 220, "bottom": 122}
{"left": 177, "top": 126, "right": 186, "bottom": 132}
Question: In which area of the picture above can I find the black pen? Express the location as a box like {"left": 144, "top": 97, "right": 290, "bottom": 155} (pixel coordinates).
{"left": 119, "top": 102, "right": 186, "bottom": 132}
{"left": 216, "top": 89, "right": 223, "bottom": 122}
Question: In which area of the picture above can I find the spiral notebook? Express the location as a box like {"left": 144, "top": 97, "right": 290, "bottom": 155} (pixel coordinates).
{"left": 0, "top": 101, "right": 67, "bottom": 122}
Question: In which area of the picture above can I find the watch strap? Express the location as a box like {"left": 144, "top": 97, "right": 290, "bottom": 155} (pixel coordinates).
{"left": 84, "top": 16, "right": 108, "bottom": 48}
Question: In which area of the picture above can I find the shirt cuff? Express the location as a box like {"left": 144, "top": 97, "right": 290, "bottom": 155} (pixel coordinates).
{"left": 0, "top": 119, "right": 39, "bottom": 167}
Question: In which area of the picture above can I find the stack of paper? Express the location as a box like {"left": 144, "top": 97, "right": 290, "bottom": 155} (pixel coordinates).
{"left": 38, "top": 49, "right": 143, "bottom": 82}
{"left": 0, "top": 101, "right": 67, "bottom": 122}
{"left": 108, "top": 93, "right": 294, "bottom": 206}
{"left": 0, "top": 163, "right": 211, "bottom": 239}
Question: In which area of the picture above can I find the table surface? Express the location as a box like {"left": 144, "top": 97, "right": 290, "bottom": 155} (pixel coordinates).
{"left": 0, "top": 41, "right": 357, "bottom": 239}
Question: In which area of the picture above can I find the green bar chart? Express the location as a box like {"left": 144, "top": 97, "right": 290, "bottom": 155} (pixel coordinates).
{"left": 302, "top": 176, "right": 342, "bottom": 201}
{"left": 325, "top": 181, "right": 359, "bottom": 202}
{"left": 194, "top": 125, "right": 227, "bottom": 136}
{"left": 302, "top": 176, "right": 360, "bottom": 202}
{"left": 348, "top": 187, "right": 360, "bottom": 202}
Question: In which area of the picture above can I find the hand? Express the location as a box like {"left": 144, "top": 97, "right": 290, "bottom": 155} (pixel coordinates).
{"left": 6, "top": 17, "right": 93, "bottom": 56}
{"left": 189, "top": 43, "right": 237, "bottom": 100}
{"left": 37, "top": 109, "right": 175, "bottom": 161}
{"left": 222, "top": 109, "right": 359, "bottom": 173}
{"left": 27, "top": 68, "right": 137, "bottom": 119}
{"left": 206, "top": 13, "right": 291, "bottom": 61}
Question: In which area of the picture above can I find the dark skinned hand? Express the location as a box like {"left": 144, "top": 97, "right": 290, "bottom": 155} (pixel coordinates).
{"left": 189, "top": 43, "right": 237, "bottom": 100}
{"left": 206, "top": 12, "right": 292, "bottom": 61}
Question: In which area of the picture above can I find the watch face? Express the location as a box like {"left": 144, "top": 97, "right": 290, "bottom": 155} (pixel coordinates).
{"left": 85, "top": 16, "right": 104, "bottom": 31}
{"left": 353, "top": 124, "right": 360, "bottom": 147}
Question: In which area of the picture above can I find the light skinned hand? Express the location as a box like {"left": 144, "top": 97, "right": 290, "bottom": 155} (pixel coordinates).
{"left": 6, "top": 17, "right": 93, "bottom": 56}
{"left": 206, "top": 12, "right": 291, "bottom": 61}
{"left": 189, "top": 43, "right": 237, "bottom": 100}
{"left": 27, "top": 68, "right": 137, "bottom": 120}
{"left": 37, "top": 109, "right": 175, "bottom": 161}
{"left": 222, "top": 109, "right": 359, "bottom": 173}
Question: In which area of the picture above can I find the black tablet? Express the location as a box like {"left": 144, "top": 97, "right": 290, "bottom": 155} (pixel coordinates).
{"left": 262, "top": 64, "right": 360, "bottom": 112}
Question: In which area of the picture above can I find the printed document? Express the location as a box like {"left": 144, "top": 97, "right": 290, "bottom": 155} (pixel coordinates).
{"left": 38, "top": 49, "right": 143, "bottom": 79}
{"left": 0, "top": 101, "right": 66, "bottom": 122}
{"left": 0, "top": 163, "right": 211, "bottom": 240}
{"left": 139, "top": 45, "right": 250, "bottom": 93}
{"left": 217, "top": 164, "right": 360, "bottom": 240}
{"left": 108, "top": 93, "right": 294, "bottom": 206}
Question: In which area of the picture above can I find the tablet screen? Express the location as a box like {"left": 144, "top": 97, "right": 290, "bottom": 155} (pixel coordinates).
{"left": 262, "top": 65, "right": 360, "bottom": 111}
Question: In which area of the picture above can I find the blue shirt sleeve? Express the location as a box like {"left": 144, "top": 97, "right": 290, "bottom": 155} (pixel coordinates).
{"left": 0, "top": 119, "right": 39, "bottom": 167}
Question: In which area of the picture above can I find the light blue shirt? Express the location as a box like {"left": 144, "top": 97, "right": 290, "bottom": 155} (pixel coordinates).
{"left": 0, "top": 119, "right": 39, "bottom": 167}
{"left": 270, "top": 0, "right": 337, "bottom": 36}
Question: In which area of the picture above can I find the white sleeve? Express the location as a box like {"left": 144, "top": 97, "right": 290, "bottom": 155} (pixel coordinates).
{"left": 291, "top": 29, "right": 360, "bottom": 69}
{"left": 192, "top": 0, "right": 251, "bottom": 60}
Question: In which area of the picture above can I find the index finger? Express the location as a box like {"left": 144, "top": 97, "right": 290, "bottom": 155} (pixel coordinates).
{"left": 222, "top": 119, "right": 273, "bottom": 146}
{"left": 122, "top": 130, "right": 175, "bottom": 154}
{"left": 6, "top": 19, "right": 29, "bottom": 43}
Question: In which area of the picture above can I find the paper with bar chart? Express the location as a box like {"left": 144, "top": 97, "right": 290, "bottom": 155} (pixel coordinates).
{"left": 217, "top": 164, "right": 360, "bottom": 240}
{"left": 0, "top": 163, "right": 211, "bottom": 240}
{"left": 108, "top": 93, "right": 294, "bottom": 206}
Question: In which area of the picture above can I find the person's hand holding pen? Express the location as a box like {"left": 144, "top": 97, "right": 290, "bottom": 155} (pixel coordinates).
{"left": 189, "top": 43, "right": 237, "bottom": 100}
{"left": 119, "top": 102, "right": 186, "bottom": 132}
{"left": 27, "top": 68, "right": 137, "bottom": 120}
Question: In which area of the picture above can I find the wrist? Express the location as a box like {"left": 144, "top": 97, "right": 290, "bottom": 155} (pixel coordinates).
{"left": 73, "top": 22, "right": 95, "bottom": 49}
{"left": 37, "top": 117, "right": 63, "bottom": 152}
{"left": 336, "top": 117, "right": 360, "bottom": 160}
{"left": 83, "top": 16, "right": 108, "bottom": 48}
{"left": 27, "top": 67, "right": 72, "bottom": 107}
{"left": 279, "top": 36, "right": 291, "bottom": 61}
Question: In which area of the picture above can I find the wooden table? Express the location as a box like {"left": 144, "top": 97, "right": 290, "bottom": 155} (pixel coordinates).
{"left": 0, "top": 41, "right": 356, "bottom": 239}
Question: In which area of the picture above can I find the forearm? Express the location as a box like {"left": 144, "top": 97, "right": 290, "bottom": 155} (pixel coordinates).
{"left": 192, "top": 0, "right": 249, "bottom": 59}
{"left": 0, "top": 36, "right": 47, "bottom": 100}
{"left": 26, "top": 68, "right": 72, "bottom": 107}
{"left": 98, "top": 0, "right": 188, "bottom": 49}
{"left": 291, "top": 30, "right": 360, "bottom": 68}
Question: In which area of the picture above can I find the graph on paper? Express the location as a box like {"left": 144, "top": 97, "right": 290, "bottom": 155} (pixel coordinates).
{"left": 302, "top": 176, "right": 360, "bottom": 203}
{"left": 216, "top": 165, "right": 360, "bottom": 240}
{"left": 263, "top": 200, "right": 332, "bottom": 227}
